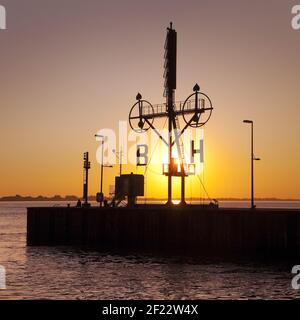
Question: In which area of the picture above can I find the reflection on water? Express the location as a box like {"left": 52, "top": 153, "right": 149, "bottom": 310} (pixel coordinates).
{"left": 0, "top": 201, "right": 300, "bottom": 300}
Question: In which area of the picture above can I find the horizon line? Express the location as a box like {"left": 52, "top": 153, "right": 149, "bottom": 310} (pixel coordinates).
{"left": 1, "top": 195, "right": 300, "bottom": 202}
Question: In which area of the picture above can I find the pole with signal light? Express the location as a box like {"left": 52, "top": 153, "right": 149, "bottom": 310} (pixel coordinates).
{"left": 83, "top": 152, "right": 91, "bottom": 207}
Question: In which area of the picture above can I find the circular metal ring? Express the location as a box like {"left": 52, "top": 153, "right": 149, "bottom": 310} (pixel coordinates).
{"left": 129, "top": 99, "right": 154, "bottom": 133}
{"left": 181, "top": 91, "right": 213, "bottom": 128}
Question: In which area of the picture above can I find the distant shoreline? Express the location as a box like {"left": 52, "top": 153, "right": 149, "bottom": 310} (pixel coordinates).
{"left": 0, "top": 195, "right": 80, "bottom": 202}
{"left": 0, "top": 195, "right": 299, "bottom": 202}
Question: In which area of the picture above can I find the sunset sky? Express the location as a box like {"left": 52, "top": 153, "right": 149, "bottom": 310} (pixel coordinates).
{"left": 0, "top": 0, "right": 299, "bottom": 199}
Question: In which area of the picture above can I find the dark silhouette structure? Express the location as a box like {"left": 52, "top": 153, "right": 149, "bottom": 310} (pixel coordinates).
{"left": 82, "top": 152, "right": 90, "bottom": 207}
{"left": 94, "top": 134, "right": 113, "bottom": 207}
{"left": 27, "top": 206, "right": 300, "bottom": 259}
{"left": 114, "top": 173, "right": 144, "bottom": 207}
{"left": 76, "top": 199, "right": 81, "bottom": 208}
{"left": 129, "top": 23, "right": 213, "bottom": 205}
{"left": 243, "top": 120, "right": 260, "bottom": 209}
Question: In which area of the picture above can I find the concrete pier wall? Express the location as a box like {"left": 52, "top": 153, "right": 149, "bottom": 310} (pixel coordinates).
{"left": 27, "top": 207, "right": 300, "bottom": 258}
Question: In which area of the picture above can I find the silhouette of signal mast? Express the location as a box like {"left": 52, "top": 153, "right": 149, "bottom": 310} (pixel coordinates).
{"left": 129, "top": 23, "right": 213, "bottom": 205}
{"left": 83, "top": 152, "right": 91, "bottom": 207}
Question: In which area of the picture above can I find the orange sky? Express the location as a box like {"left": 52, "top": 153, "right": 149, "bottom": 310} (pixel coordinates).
{"left": 0, "top": 0, "right": 299, "bottom": 199}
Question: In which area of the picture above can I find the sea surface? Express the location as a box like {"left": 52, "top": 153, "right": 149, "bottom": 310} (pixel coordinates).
{"left": 0, "top": 201, "right": 300, "bottom": 300}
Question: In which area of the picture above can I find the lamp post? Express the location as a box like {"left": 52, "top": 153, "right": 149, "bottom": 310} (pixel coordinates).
{"left": 243, "top": 120, "right": 260, "bottom": 209}
{"left": 95, "top": 134, "right": 113, "bottom": 207}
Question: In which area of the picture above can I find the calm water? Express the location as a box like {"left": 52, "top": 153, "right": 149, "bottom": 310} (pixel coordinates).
{"left": 0, "top": 201, "right": 300, "bottom": 300}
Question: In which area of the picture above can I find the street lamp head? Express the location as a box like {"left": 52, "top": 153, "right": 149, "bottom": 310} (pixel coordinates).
{"left": 243, "top": 120, "right": 253, "bottom": 124}
{"left": 95, "top": 134, "right": 105, "bottom": 142}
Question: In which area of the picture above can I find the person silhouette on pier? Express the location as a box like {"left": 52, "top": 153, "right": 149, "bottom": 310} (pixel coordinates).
{"left": 76, "top": 199, "right": 82, "bottom": 207}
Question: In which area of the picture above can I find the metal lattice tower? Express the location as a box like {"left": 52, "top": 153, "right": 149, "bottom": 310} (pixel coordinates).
{"left": 129, "top": 23, "right": 213, "bottom": 205}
